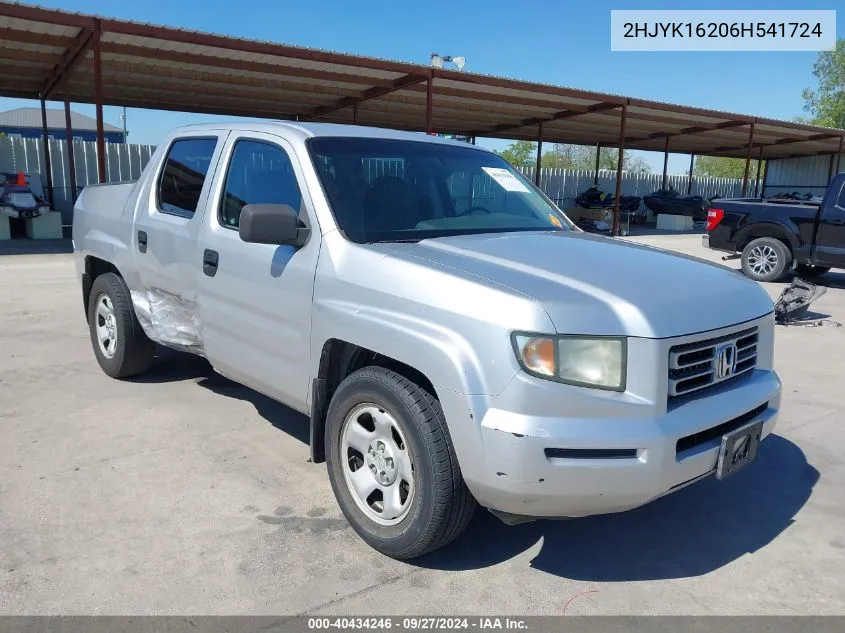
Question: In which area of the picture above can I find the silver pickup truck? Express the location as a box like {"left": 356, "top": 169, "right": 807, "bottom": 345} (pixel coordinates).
{"left": 73, "top": 122, "right": 782, "bottom": 559}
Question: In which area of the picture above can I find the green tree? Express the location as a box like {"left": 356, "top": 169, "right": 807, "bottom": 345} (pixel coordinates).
{"left": 538, "top": 144, "right": 652, "bottom": 173}
{"left": 802, "top": 39, "right": 845, "bottom": 128}
{"left": 496, "top": 140, "right": 536, "bottom": 169}
{"left": 694, "top": 155, "right": 762, "bottom": 179}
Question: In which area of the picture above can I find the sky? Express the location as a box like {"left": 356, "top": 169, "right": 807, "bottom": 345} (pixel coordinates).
{"left": 1, "top": 0, "right": 841, "bottom": 173}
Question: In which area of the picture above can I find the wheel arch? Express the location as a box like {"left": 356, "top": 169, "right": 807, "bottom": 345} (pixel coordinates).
{"left": 82, "top": 256, "right": 122, "bottom": 322}
{"left": 736, "top": 223, "right": 797, "bottom": 253}
{"left": 309, "top": 338, "right": 440, "bottom": 463}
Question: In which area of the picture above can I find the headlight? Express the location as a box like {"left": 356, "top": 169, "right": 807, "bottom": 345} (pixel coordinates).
{"left": 512, "top": 333, "right": 627, "bottom": 391}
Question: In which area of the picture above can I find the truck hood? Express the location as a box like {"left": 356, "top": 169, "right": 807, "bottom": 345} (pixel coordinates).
{"left": 374, "top": 231, "right": 773, "bottom": 338}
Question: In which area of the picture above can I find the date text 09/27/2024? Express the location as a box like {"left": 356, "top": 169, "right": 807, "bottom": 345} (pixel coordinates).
{"left": 307, "top": 618, "right": 528, "bottom": 630}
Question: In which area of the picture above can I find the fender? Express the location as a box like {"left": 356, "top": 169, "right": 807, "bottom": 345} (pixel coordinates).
{"left": 311, "top": 299, "right": 502, "bottom": 397}
{"left": 735, "top": 221, "right": 799, "bottom": 251}
{"left": 308, "top": 300, "right": 528, "bottom": 469}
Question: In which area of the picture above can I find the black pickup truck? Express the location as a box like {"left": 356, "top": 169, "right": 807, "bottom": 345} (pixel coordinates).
{"left": 704, "top": 173, "right": 845, "bottom": 282}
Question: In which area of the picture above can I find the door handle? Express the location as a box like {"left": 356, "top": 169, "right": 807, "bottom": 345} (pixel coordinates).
{"left": 137, "top": 230, "right": 147, "bottom": 253}
{"left": 203, "top": 249, "right": 219, "bottom": 277}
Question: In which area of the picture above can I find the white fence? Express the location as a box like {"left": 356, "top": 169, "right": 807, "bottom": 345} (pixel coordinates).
{"left": 0, "top": 136, "right": 156, "bottom": 224}
{"left": 0, "top": 136, "right": 759, "bottom": 225}
{"left": 520, "top": 167, "right": 760, "bottom": 210}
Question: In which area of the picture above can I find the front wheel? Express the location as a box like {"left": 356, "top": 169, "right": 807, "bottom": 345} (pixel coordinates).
{"left": 741, "top": 237, "right": 791, "bottom": 282}
{"left": 325, "top": 366, "right": 476, "bottom": 559}
{"left": 795, "top": 264, "right": 830, "bottom": 278}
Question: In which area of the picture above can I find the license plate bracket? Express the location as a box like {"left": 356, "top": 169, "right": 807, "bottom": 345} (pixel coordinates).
{"left": 716, "top": 420, "right": 763, "bottom": 480}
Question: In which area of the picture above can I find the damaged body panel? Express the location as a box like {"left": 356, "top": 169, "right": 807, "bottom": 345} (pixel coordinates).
{"left": 130, "top": 288, "right": 204, "bottom": 353}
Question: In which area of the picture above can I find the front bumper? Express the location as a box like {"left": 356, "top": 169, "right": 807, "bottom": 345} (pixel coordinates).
{"left": 445, "top": 368, "right": 781, "bottom": 519}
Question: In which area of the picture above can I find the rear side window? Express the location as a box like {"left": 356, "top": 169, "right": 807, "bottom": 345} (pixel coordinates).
{"left": 219, "top": 139, "right": 303, "bottom": 228}
{"left": 157, "top": 138, "right": 217, "bottom": 217}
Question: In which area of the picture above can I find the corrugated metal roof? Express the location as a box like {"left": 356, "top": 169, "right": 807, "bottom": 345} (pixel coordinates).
{"left": 0, "top": 1, "right": 841, "bottom": 162}
{"left": 0, "top": 106, "right": 121, "bottom": 131}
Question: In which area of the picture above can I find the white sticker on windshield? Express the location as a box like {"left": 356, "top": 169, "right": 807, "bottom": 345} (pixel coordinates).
{"left": 482, "top": 167, "right": 530, "bottom": 193}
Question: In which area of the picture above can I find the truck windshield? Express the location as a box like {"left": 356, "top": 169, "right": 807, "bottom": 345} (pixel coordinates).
{"left": 307, "top": 137, "right": 571, "bottom": 243}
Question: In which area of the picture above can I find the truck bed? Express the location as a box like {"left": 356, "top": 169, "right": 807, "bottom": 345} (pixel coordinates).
{"left": 706, "top": 197, "right": 820, "bottom": 255}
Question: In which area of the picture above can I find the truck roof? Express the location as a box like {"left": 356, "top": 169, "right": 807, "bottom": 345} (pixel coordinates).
{"left": 169, "top": 121, "right": 489, "bottom": 150}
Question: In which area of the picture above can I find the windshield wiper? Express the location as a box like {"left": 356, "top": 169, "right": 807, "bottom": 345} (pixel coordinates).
{"left": 371, "top": 239, "right": 422, "bottom": 244}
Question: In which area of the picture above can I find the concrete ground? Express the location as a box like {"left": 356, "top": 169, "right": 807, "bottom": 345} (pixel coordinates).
{"left": 1, "top": 235, "right": 843, "bottom": 615}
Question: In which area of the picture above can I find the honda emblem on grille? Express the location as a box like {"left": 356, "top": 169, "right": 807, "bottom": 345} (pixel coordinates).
{"left": 715, "top": 343, "right": 737, "bottom": 380}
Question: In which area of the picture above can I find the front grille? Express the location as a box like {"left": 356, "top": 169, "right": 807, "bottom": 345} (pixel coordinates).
{"left": 668, "top": 326, "right": 758, "bottom": 398}
{"left": 676, "top": 403, "right": 767, "bottom": 454}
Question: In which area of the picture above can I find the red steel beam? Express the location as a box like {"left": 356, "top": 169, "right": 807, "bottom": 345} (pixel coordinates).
{"left": 628, "top": 98, "right": 754, "bottom": 124}
{"left": 626, "top": 120, "right": 748, "bottom": 143}
{"left": 687, "top": 153, "right": 695, "bottom": 194}
{"left": 41, "top": 23, "right": 95, "bottom": 99}
{"left": 40, "top": 99, "right": 53, "bottom": 206}
{"left": 0, "top": 48, "right": 62, "bottom": 66}
{"left": 488, "top": 102, "right": 619, "bottom": 135}
{"left": 721, "top": 132, "right": 838, "bottom": 152}
{"left": 0, "top": 2, "right": 92, "bottom": 28}
{"left": 715, "top": 132, "right": 842, "bottom": 153}
{"left": 0, "top": 27, "right": 74, "bottom": 48}
{"left": 303, "top": 73, "right": 428, "bottom": 120}
{"left": 754, "top": 146, "right": 764, "bottom": 197}
{"left": 406, "top": 82, "right": 600, "bottom": 113}
{"left": 60, "top": 92, "right": 296, "bottom": 120}
{"left": 71, "top": 57, "right": 356, "bottom": 100}
{"left": 432, "top": 67, "right": 627, "bottom": 106}
{"left": 65, "top": 72, "right": 325, "bottom": 111}
{"left": 64, "top": 100, "right": 78, "bottom": 201}
{"left": 535, "top": 121, "right": 543, "bottom": 186}
{"left": 593, "top": 143, "right": 601, "bottom": 185}
{"left": 741, "top": 122, "right": 756, "bottom": 197}
{"left": 98, "top": 42, "right": 397, "bottom": 88}
{"left": 100, "top": 18, "right": 423, "bottom": 77}
{"left": 612, "top": 102, "right": 628, "bottom": 236}
{"left": 425, "top": 77, "right": 433, "bottom": 134}
{"left": 93, "top": 19, "right": 106, "bottom": 183}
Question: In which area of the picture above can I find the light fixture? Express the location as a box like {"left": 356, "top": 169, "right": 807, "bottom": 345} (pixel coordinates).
{"left": 430, "top": 54, "right": 466, "bottom": 71}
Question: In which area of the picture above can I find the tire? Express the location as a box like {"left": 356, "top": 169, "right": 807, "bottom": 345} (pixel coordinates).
{"left": 741, "top": 237, "right": 791, "bottom": 282}
{"left": 325, "top": 366, "right": 476, "bottom": 559}
{"left": 795, "top": 264, "right": 830, "bottom": 278}
{"left": 87, "top": 272, "right": 155, "bottom": 378}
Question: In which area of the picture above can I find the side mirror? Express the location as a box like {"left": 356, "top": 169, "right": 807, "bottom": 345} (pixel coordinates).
{"left": 238, "top": 204, "right": 310, "bottom": 247}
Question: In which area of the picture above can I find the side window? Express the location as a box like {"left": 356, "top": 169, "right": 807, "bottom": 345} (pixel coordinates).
{"left": 837, "top": 181, "right": 845, "bottom": 209}
{"left": 157, "top": 138, "right": 217, "bottom": 217}
{"left": 219, "top": 139, "right": 303, "bottom": 228}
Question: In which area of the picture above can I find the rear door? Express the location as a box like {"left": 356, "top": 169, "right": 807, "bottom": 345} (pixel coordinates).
{"left": 132, "top": 131, "right": 227, "bottom": 348}
{"left": 196, "top": 132, "right": 321, "bottom": 413}
{"left": 812, "top": 179, "right": 845, "bottom": 267}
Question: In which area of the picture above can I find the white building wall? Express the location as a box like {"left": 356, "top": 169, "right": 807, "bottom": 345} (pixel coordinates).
{"left": 763, "top": 154, "right": 841, "bottom": 198}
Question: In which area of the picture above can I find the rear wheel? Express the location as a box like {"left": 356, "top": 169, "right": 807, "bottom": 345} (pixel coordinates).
{"left": 87, "top": 273, "right": 155, "bottom": 378}
{"left": 325, "top": 366, "right": 476, "bottom": 559}
{"left": 741, "top": 237, "right": 791, "bottom": 282}
{"left": 795, "top": 264, "right": 830, "bottom": 278}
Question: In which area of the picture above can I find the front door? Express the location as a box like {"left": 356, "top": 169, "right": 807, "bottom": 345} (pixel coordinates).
{"left": 813, "top": 179, "right": 845, "bottom": 268}
{"left": 196, "top": 133, "right": 321, "bottom": 413}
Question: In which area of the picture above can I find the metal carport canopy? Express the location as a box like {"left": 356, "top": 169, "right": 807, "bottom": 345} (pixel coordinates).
{"left": 0, "top": 1, "right": 843, "bottom": 162}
